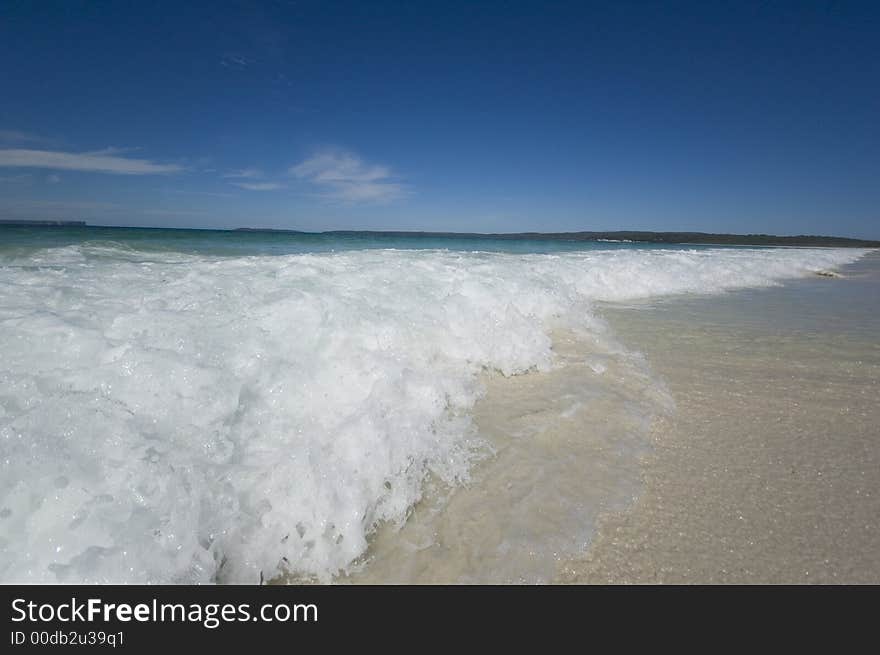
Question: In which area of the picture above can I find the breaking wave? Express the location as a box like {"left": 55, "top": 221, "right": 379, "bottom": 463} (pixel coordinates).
{"left": 0, "top": 244, "right": 866, "bottom": 582}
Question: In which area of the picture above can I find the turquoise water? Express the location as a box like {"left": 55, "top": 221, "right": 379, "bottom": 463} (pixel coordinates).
{"left": 0, "top": 224, "right": 742, "bottom": 256}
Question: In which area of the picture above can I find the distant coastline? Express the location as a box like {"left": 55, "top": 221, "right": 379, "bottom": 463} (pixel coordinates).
{"left": 0, "top": 219, "right": 86, "bottom": 227}
{"left": 2, "top": 220, "right": 877, "bottom": 247}
{"left": 236, "top": 228, "right": 880, "bottom": 248}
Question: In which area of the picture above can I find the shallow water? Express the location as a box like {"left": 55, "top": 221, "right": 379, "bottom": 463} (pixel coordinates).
{"left": 0, "top": 226, "right": 871, "bottom": 583}
{"left": 558, "top": 252, "right": 880, "bottom": 582}
{"left": 344, "top": 329, "right": 672, "bottom": 583}
{"left": 353, "top": 253, "right": 880, "bottom": 583}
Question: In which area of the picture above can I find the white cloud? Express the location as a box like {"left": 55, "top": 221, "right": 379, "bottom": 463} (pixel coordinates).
{"left": 231, "top": 181, "right": 284, "bottom": 191}
{"left": 220, "top": 54, "right": 254, "bottom": 70}
{"left": 0, "top": 148, "right": 184, "bottom": 175}
{"left": 289, "top": 149, "right": 407, "bottom": 203}
{"left": 0, "top": 129, "right": 50, "bottom": 145}
{"left": 223, "top": 167, "right": 264, "bottom": 179}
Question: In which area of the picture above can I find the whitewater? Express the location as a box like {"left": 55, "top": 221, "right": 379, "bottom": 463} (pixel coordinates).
{"left": 0, "top": 237, "right": 868, "bottom": 583}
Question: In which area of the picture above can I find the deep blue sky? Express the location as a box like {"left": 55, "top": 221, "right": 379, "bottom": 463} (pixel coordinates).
{"left": 1, "top": 1, "right": 878, "bottom": 237}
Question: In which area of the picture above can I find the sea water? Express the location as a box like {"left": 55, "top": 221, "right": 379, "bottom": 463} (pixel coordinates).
{"left": 0, "top": 226, "right": 870, "bottom": 582}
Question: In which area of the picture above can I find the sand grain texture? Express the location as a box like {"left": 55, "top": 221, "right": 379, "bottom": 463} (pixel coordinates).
{"left": 560, "top": 264, "right": 880, "bottom": 583}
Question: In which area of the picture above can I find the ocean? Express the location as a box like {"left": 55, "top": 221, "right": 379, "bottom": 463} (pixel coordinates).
{"left": 0, "top": 225, "right": 872, "bottom": 583}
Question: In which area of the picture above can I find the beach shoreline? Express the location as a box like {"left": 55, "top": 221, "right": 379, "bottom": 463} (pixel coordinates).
{"left": 559, "top": 252, "right": 880, "bottom": 583}
{"left": 1, "top": 230, "right": 872, "bottom": 584}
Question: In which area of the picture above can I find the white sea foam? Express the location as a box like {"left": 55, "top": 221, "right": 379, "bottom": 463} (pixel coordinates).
{"left": 0, "top": 245, "right": 867, "bottom": 583}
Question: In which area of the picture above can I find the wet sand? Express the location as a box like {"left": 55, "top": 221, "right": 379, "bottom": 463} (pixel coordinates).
{"left": 559, "top": 252, "right": 880, "bottom": 583}
{"left": 344, "top": 328, "right": 671, "bottom": 584}
{"left": 336, "top": 250, "right": 880, "bottom": 585}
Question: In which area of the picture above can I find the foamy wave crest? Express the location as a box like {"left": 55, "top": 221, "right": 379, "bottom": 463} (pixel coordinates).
{"left": 0, "top": 246, "right": 866, "bottom": 582}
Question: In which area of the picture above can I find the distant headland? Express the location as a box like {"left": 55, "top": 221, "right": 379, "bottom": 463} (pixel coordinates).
{"left": 0, "top": 219, "right": 87, "bottom": 227}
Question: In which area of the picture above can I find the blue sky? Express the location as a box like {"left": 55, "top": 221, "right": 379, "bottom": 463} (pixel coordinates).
{"left": 1, "top": 1, "right": 878, "bottom": 237}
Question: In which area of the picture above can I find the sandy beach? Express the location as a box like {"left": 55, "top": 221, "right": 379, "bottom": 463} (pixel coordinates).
{"left": 559, "top": 252, "right": 880, "bottom": 583}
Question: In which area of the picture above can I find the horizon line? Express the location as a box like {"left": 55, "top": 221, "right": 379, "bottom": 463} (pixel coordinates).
{"left": 1, "top": 220, "right": 878, "bottom": 245}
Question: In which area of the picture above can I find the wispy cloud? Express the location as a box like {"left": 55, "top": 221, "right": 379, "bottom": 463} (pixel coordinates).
{"left": 289, "top": 149, "right": 407, "bottom": 203}
{"left": 223, "top": 167, "right": 264, "bottom": 179}
{"left": 0, "top": 129, "right": 51, "bottom": 145}
{"left": 220, "top": 53, "right": 254, "bottom": 71}
{"left": 231, "top": 181, "right": 284, "bottom": 191}
{"left": 0, "top": 148, "right": 184, "bottom": 175}
{"left": 166, "top": 189, "right": 237, "bottom": 198}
